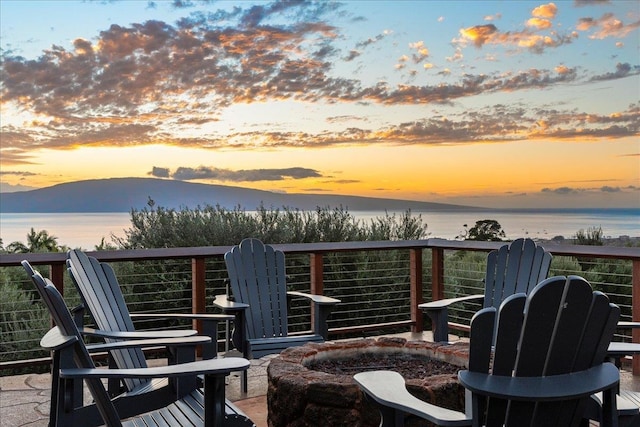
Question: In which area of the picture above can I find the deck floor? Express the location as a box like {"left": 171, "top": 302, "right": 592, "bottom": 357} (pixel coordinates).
{"left": 2, "top": 332, "right": 639, "bottom": 427}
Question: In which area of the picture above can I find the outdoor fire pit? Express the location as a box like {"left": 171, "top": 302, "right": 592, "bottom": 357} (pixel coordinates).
{"left": 267, "top": 337, "right": 469, "bottom": 427}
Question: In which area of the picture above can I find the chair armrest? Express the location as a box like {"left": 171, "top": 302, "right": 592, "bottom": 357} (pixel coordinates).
{"left": 41, "top": 327, "right": 210, "bottom": 352}
{"left": 287, "top": 291, "right": 339, "bottom": 339}
{"left": 130, "top": 313, "right": 235, "bottom": 322}
{"left": 40, "top": 327, "right": 78, "bottom": 351}
{"left": 419, "top": 295, "right": 484, "bottom": 342}
{"left": 419, "top": 294, "right": 484, "bottom": 310}
{"left": 287, "top": 291, "right": 340, "bottom": 305}
{"left": 80, "top": 327, "right": 198, "bottom": 340}
{"left": 354, "top": 370, "right": 471, "bottom": 426}
{"left": 131, "top": 312, "right": 234, "bottom": 360}
{"left": 458, "top": 363, "right": 620, "bottom": 401}
{"left": 213, "top": 294, "right": 250, "bottom": 311}
{"left": 607, "top": 342, "right": 640, "bottom": 358}
{"left": 60, "top": 357, "right": 250, "bottom": 379}
{"left": 84, "top": 336, "right": 211, "bottom": 353}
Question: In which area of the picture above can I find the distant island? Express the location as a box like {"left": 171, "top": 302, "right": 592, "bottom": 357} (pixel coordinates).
{"left": 0, "top": 177, "right": 479, "bottom": 213}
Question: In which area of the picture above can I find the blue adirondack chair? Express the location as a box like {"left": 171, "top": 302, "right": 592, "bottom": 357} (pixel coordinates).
{"left": 214, "top": 238, "right": 340, "bottom": 392}
{"left": 23, "top": 260, "right": 255, "bottom": 427}
{"left": 420, "top": 238, "right": 552, "bottom": 343}
{"left": 355, "top": 275, "right": 621, "bottom": 427}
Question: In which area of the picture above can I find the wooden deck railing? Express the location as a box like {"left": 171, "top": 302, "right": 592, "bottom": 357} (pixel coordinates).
{"left": 2, "top": 238, "right": 638, "bottom": 372}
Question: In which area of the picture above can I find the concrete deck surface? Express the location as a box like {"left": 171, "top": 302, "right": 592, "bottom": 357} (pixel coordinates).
{"left": 2, "top": 333, "right": 640, "bottom": 427}
{"left": 0, "top": 354, "right": 273, "bottom": 427}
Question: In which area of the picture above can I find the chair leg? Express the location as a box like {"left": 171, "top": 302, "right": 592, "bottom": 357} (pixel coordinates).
{"left": 49, "top": 351, "right": 61, "bottom": 427}
{"left": 373, "top": 401, "right": 404, "bottom": 427}
{"left": 313, "top": 304, "right": 336, "bottom": 340}
{"left": 201, "top": 319, "right": 220, "bottom": 360}
{"left": 241, "top": 370, "right": 248, "bottom": 394}
{"left": 204, "top": 373, "right": 226, "bottom": 427}
{"left": 424, "top": 307, "right": 450, "bottom": 343}
{"left": 601, "top": 387, "right": 619, "bottom": 427}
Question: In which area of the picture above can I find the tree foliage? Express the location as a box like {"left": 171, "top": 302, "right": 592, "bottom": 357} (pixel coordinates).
{"left": 115, "top": 202, "right": 429, "bottom": 249}
{"left": 5, "top": 228, "right": 67, "bottom": 253}
{"left": 459, "top": 219, "right": 506, "bottom": 241}
{"left": 574, "top": 226, "right": 604, "bottom": 246}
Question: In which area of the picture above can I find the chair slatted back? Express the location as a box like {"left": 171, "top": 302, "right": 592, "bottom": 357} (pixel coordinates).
{"left": 484, "top": 238, "right": 552, "bottom": 310}
{"left": 225, "top": 238, "right": 289, "bottom": 340}
{"left": 470, "top": 275, "right": 619, "bottom": 427}
{"left": 22, "top": 261, "right": 123, "bottom": 427}
{"left": 67, "top": 249, "right": 148, "bottom": 391}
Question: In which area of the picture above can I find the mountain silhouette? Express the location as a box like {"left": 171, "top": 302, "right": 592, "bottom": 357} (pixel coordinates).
{"left": 0, "top": 178, "right": 476, "bottom": 213}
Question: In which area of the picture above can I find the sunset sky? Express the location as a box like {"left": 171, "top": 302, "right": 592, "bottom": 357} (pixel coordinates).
{"left": 1, "top": 0, "right": 638, "bottom": 209}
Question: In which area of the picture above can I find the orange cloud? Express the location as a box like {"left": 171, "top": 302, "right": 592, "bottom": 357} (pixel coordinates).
{"left": 577, "top": 13, "right": 640, "bottom": 39}
{"left": 527, "top": 17, "right": 553, "bottom": 30}
{"left": 555, "top": 65, "right": 571, "bottom": 74}
{"left": 459, "top": 24, "right": 498, "bottom": 48}
{"left": 531, "top": 3, "right": 558, "bottom": 19}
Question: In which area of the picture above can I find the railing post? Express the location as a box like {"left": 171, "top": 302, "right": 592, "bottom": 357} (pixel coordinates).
{"left": 50, "top": 262, "right": 65, "bottom": 295}
{"left": 309, "top": 252, "right": 324, "bottom": 295}
{"left": 310, "top": 253, "right": 324, "bottom": 333}
{"left": 192, "top": 257, "right": 206, "bottom": 334}
{"left": 633, "top": 259, "right": 640, "bottom": 375}
{"left": 431, "top": 247, "right": 445, "bottom": 301}
{"left": 410, "top": 248, "right": 423, "bottom": 333}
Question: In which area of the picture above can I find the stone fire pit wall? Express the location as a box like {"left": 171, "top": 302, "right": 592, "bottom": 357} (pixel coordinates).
{"left": 267, "top": 337, "right": 470, "bottom": 427}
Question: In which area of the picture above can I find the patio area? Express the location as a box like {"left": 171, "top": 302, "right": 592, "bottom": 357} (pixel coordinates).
{"left": 0, "top": 350, "right": 273, "bottom": 427}
{"left": 3, "top": 332, "right": 640, "bottom": 427}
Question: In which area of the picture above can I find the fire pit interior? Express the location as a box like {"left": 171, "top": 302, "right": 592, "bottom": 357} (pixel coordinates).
{"left": 267, "top": 337, "right": 469, "bottom": 427}
{"left": 307, "top": 351, "right": 460, "bottom": 378}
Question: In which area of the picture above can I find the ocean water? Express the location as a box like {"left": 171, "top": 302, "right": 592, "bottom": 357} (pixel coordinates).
{"left": 0, "top": 209, "right": 638, "bottom": 250}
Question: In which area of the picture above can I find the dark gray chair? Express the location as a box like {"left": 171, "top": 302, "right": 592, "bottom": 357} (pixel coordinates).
{"left": 420, "top": 237, "right": 552, "bottom": 343}
{"left": 214, "top": 238, "right": 340, "bottom": 392}
{"left": 23, "top": 260, "right": 255, "bottom": 427}
{"left": 355, "top": 275, "right": 621, "bottom": 427}
{"left": 66, "top": 248, "right": 235, "bottom": 398}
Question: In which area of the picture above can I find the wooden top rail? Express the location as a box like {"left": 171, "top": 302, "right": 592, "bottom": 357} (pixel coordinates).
{"left": 1, "top": 238, "right": 638, "bottom": 266}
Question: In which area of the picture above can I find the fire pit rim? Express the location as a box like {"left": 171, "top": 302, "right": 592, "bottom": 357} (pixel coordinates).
{"left": 267, "top": 337, "right": 470, "bottom": 427}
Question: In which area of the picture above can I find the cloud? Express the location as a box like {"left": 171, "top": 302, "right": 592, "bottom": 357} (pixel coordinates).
{"left": 344, "top": 50, "right": 361, "bottom": 61}
{"left": 526, "top": 18, "right": 553, "bottom": 30}
{"left": 455, "top": 3, "right": 586, "bottom": 54}
{"left": 165, "top": 1, "right": 217, "bottom": 9}
{"left": 484, "top": 14, "right": 502, "bottom": 22}
{"left": 150, "top": 166, "right": 171, "bottom": 178}
{"left": 600, "top": 186, "right": 620, "bottom": 193}
{"left": 330, "top": 179, "right": 361, "bottom": 184}
{"left": 541, "top": 186, "right": 580, "bottom": 195}
{"left": 576, "top": 13, "right": 640, "bottom": 39}
{"left": 531, "top": 3, "right": 558, "bottom": 19}
{"left": 590, "top": 63, "right": 640, "bottom": 81}
{"left": 574, "top": 0, "right": 611, "bottom": 6}
{"left": 355, "top": 31, "right": 389, "bottom": 49}
{"left": 0, "top": 170, "right": 37, "bottom": 176}
{"left": 150, "top": 166, "right": 323, "bottom": 182}
{"left": 457, "top": 22, "right": 577, "bottom": 54}
{"left": 540, "top": 184, "right": 639, "bottom": 197}
{"left": 1, "top": 4, "right": 342, "bottom": 122}
{"left": 408, "top": 41, "right": 429, "bottom": 63}
{"left": 1, "top": 1, "right": 638, "bottom": 160}
{"left": 459, "top": 24, "right": 498, "bottom": 48}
